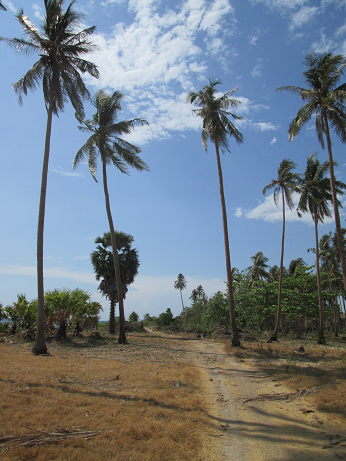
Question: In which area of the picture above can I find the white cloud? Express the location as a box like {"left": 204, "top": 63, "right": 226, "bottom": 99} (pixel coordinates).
{"left": 3, "top": 0, "right": 15, "bottom": 12}
{"left": 250, "top": 0, "right": 308, "bottom": 12}
{"left": 234, "top": 207, "right": 243, "bottom": 217}
{"left": 289, "top": 6, "right": 319, "bottom": 30}
{"left": 249, "top": 35, "right": 259, "bottom": 45}
{"left": 49, "top": 166, "right": 84, "bottom": 177}
{"left": 0, "top": 265, "right": 97, "bottom": 284}
{"left": 311, "top": 32, "right": 335, "bottom": 53}
{"left": 243, "top": 192, "right": 335, "bottom": 225}
{"left": 270, "top": 137, "right": 277, "bottom": 144}
{"left": 253, "top": 122, "right": 279, "bottom": 131}
{"left": 83, "top": 0, "right": 236, "bottom": 144}
{"left": 251, "top": 58, "right": 263, "bottom": 78}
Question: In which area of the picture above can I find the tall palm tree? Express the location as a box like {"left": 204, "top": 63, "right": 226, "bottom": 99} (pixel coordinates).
{"left": 187, "top": 79, "right": 243, "bottom": 347}
{"left": 174, "top": 273, "right": 187, "bottom": 317}
{"left": 74, "top": 89, "right": 148, "bottom": 344}
{"left": 1, "top": 0, "right": 99, "bottom": 354}
{"left": 91, "top": 231, "right": 139, "bottom": 335}
{"left": 297, "top": 153, "right": 346, "bottom": 344}
{"left": 248, "top": 251, "right": 269, "bottom": 286}
{"left": 277, "top": 53, "right": 346, "bottom": 292}
{"left": 263, "top": 159, "right": 299, "bottom": 341}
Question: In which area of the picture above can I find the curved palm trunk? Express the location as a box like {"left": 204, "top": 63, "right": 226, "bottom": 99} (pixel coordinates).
{"left": 180, "top": 290, "right": 186, "bottom": 325}
{"left": 33, "top": 104, "right": 53, "bottom": 355}
{"left": 323, "top": 112, "right": 346, "bottom": 293}
{"left": 102, "top": 161, "right": 126, "bottom": 344}
{"left": 214, "top": 142, "right": 240, "bottom": 346}
{"left": 314, "top": 214, "right": 325, "bottom": 344}
{"left": 271, "top": 190, "right": 286, "bottom": 341}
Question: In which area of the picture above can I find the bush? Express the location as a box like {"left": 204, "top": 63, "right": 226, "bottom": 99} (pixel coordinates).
{"left": 156, "top": 308, "right": 174, "bottom": 327}
{"left": 129, "top": 311, "right": 139, "bottom": 323}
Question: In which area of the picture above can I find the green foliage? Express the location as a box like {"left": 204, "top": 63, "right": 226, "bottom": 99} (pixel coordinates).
{"left": 156, "top": 308, "right": 174, "bottom": 327}
{"left": 202, "top": 291, "right": 230, "bottom": 328}
{"left": 5, "top": 294, "right": 37, "bottom": 335}
{"left": 129, "top": 311, "right": 139, "bottom": 323}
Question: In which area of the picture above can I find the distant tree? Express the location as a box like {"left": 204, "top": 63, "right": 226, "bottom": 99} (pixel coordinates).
{"left": 156, "top": 308, "right": 174, "bottom": 327}
{"left": 263, "top": 158, "right": 299, "bottom": 341}
{"left": 91, "top": 231, "right": 139, "bottom": 335}
{"left": 187, "top": 79, "right": 243, "bottom": 347}
{"left": 174, "top": 274, "right": 187, "bottom": 319}
{"left": 268, "top": 265, "right": 280, "bottom": 283}
{"left": 129, "top": 311, "right": 139, "bottom": 323}
{"left": 277, "top": 53, "right": 346, "bottom": 293}
{"left": 248, "top": 251, "right": 269, "bottom": 286}
{"left": 1, "top": 0, "right": 99, "bottom": 354}
{"left": 288, "top": 258, "right": 307, "bottom": 277}
{"left": 74, "top": 90, "right": 148, "bottom": 344}
{"left": 297, "top": 153, "right": 346, "bottom": 344}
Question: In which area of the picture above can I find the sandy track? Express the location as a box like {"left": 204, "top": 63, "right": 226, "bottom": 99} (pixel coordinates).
{"left": 147, "top": 330, "right": 346, "bottom": 461}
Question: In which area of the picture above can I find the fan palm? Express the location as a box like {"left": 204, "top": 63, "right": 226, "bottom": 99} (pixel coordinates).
{"left": 297, "top": 153, "right": 346, "bottom": 344}
{"left": 74, "top": 89, "right": 148, "bottom": 344}
{"left": 1, "top": 0, "right": 99, "bottom": 354}
{"left": 91, "top": 231, "right": 139, "bottom": 335}
{"left": 263, "top": 159, "right": 299, "bottom": 341}
{"left": 187, "top": 79, "right": 243, "bottom": 346}
{"left": 277, "top": 52, "right": 346, "bottom": 292}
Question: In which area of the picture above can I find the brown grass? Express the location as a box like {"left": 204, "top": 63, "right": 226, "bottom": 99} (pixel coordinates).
{"left": 0, "top": 333, "right": 209, "bottom": 461}
{"left": 224, "top": 337, "right": 346, "bottom": 425}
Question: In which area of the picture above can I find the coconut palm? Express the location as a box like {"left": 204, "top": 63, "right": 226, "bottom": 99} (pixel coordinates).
{"left": 248, "top": 251, "right": 269, "bottom": 286}
{"left": 174, "top": 273, "right": 187, "bottom": 316}
{"left": 288, "top": 257, "right": 306, "bottom": 277}
{"left": 263, "top": 159, "right": 300, "bottom": 341}
{"left": 187, "top": 79, "right": 243, "bottom": 346}
{"left": 1, "top": 0, "right": 99, "bottom": 354}
{"left": 91, "top": 231, "right": 139, "bottom": 335}
{"left": 297, "top": 153, "right": 346, "bottom": 344}
{"left": 74, "top": 89, "right": 148, "bottom": 344}
{"left": 277, "top": 52, "right": 346, "bottom": 292}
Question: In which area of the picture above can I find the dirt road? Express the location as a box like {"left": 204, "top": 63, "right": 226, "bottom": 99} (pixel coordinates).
{"left": 147, "top": 329, "right": 346, "bottom": 461}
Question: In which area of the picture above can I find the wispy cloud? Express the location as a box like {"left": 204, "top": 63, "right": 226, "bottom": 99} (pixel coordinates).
{"left": 253, "top": 122, "right": 279, "bottom": 131}
{"left": 289, "top": 6, "right": 319, "bottom": 30}
{"left": 3, "top": 0, "right": 16, "bottom": 12}
{"left": 251, "top": 58, "right": 263, "bottom": 78}
{"left": 0, "top": 265, "right": 97, "bottom": 284}
{"left": 50, "top": 166, "right": 84, "bottom": 177}
{"left": 270, "top": 136, "right": 277, "bottom": 144}
{"left": 235, "top": 192, "right": 335, "bottom": 225}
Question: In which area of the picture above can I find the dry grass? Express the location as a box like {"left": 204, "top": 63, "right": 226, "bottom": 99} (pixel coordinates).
{"left": 0, "top": 333, "right": 209, "bottom": 461}
{"left": 224, "top": 337, "right": 346, "bottom": 425}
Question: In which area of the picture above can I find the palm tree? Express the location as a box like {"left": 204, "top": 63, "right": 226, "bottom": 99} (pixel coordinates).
{"left": 248, "top": 251, "right": 269, "bottom": 286}
{"left": 288, "top": 257, "right": 306, "bottom": 277}
{"left": 91, "top": 231, "right": 139, "bottom": 334}
{"left": 74, "top": 89, "right": 148, "bottom": 344}
{"left": 1, "top": 0, "right": 99, "bottom": 354}
{"left": 187, "top": 79, "right": 243, "bottom": 347}
{"left": 263, "top": 159, "right": 300, "bottom": 341}
{"left": 297, "top": 153, "right": 346, "bottom": 344}
{"left": 0, "top": 2, "right": 7, "bottom": 11}
{"left": 277, "top": 53, "right": 346, "bottom": 293}
{"left": 174, "top": 273, "right": 187, "bottom": 317}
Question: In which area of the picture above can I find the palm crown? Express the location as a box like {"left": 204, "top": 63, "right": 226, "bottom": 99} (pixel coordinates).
{"left": 2, "top": 0, "right": 99, "bottom": 115}
{"left": 297, "top": 153, "right": 345, "bottom": 222}
{"left": 277, "top": 53, "right": 346, "bottom": 146}
{"left": 186, "top": 79, "right": 243, "bottom": 152}
{"left": 73, "top": 90, "right": 149, "bottom": 179}
{"left": 263, "top": 159, "right": 299, "bottom": 210}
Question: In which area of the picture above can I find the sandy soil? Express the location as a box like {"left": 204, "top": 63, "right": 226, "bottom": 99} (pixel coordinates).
{"left": 146, "top": 329, "right": 346, "bottom": 461}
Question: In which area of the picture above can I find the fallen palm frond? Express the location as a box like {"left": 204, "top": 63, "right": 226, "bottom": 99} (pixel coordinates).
{"left": 0, "top": 427, "right": 107, "bottom": 453}
{"left": 242, "top": 383, "right": 335, "bottom": 404}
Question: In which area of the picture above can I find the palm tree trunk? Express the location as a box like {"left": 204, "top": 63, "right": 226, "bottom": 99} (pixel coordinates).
{"left": 109, "top": 298, "right": 115, "bottom": 334}
{"left": 180, "top": 290, "right": 186, "bottom": 325}
{"left": 271, "top": 190, "right": 286, "bottom": 341}
{"left": 314, "top": 214, "right": 325, "bottom": 344}
{"left": 323, "top": 112, "right": 346, "bottom": 293}
{"left": 33, "top": 103, "right": 53, "bottom": 355}
{"left": 102, "top": 161, "right": 126, "bottom": 344}
{"left": 214, "top": 142, "right": 240, "bottom": 346}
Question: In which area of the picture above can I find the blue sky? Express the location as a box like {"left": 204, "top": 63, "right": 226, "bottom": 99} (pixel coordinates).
{"left": 1, "top": 0, "right": 346, "bottom": 321}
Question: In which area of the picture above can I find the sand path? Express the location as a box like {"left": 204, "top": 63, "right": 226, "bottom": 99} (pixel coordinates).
{"left": 147, "top": 329, "right": 346, "bottom": 461}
